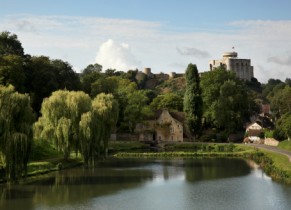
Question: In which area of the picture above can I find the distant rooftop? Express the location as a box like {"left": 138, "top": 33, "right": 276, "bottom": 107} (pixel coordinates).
{"left": 223, "top": 52, "right": 238, "bottom": 58}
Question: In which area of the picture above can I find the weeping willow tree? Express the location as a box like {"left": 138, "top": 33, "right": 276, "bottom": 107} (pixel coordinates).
{"left": 35, "top": 90, "right": 118, "bottom": 165}
{"left": 34, "top": 90, "right": 91, "bottom": 159}
{"left": 79, "top": 112, "right": 97, "bottom": 166}
{"left": 0, "top": 85, "right": 34, "bottom": 182}
{"left": 79, "top": 93, "right": 118, "bottom": 166}
{"left": 92, "top": 93, "right": 119, "bottom": 156}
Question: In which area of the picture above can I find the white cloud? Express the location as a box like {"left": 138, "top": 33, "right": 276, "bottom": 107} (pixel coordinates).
{"left": 267, "top": 55, "right": 291, "bottom": 66}
{"left": 176, "top": 47, "right": 210, "bottom": 58}
{"left": 95, "top": 39, "right": 141, "bottom": 71}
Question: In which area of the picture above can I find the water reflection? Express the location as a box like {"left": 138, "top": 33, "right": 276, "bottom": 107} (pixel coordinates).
{"left": 183, "top": 158, "right": 251, "bottom": 182}
{"left": 0, "top": 158, "right": 291, "bottom": 210}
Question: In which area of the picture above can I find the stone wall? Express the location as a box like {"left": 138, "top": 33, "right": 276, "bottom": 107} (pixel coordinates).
{"left": 264, "top": 138, "right": 279, "bottom": 146}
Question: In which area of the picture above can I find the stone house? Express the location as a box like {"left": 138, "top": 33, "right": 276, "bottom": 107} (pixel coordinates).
{"left": 135, "top": 110, "right": 191, "bottom": 142}
{"left": 245, "top": 122, "right": 263, "bottom": 143}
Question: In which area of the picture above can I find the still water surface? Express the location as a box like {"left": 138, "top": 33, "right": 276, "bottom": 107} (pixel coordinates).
{"left": 1, "top": 158, "right": 291, "bottom": 210}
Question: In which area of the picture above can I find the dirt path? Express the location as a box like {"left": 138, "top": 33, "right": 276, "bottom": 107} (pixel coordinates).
{"left": 246, "top": 144, "right": 291, "bottom": 162}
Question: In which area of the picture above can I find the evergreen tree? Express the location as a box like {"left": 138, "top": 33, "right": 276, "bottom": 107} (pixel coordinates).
{"left": 183, "top": 64, "right": 203, "bottom": 139}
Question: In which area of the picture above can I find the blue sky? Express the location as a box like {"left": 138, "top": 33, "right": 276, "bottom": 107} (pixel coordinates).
{"left": 1, "top": 0, "right": 291, "bottom": 82}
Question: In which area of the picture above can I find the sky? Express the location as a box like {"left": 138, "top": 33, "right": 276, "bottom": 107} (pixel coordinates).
{"left": 1, "top": 0, "right": 291, "bottom": 83}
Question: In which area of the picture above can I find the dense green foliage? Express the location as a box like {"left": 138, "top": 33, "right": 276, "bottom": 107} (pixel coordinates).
{"left": 0, "top": 85, "right": 34, "bottom": 182}
{"left": 150, "top": 92, "right": 183, "bottom": 111}
{"left": 34, "top": 90, "right": 92, "bottom": 159}
{"left": 0, "top": 31, "right": 24, "bottom": 57}
{"left": 261, "top": 79, "right": 291, "bottom": 140}
{"left": 275, "top": 112, "right": 291, "bottom": 140}
{"left": 0, "top": 55, "right": 26, "bottom": 92}
{"left": 183, "top": 64, "right": 203, "bottom": 138}
{"left": 34, "top": 90, "right": 118, "bottom": 166}
{"left": 200, "top": 67, "right": 251, "bottom": 134}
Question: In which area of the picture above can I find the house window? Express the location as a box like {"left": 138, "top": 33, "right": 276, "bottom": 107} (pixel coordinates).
{"left": 170, "top": 127, "right": 175, "bottom": 133}
{"left": 171, "top": 136, "right": 173, "bottom": 141}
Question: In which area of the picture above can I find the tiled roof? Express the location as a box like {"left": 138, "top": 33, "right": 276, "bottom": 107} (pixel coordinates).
{"left": 169, "top": 111, "right": 185, "bottom": 124}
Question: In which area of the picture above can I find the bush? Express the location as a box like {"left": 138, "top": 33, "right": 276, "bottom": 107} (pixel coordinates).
{"left": 226, "top": 143, "right": 235, "bottom": 152}
{"left": 273, "top": 129, "right": 287, "bottom": 141}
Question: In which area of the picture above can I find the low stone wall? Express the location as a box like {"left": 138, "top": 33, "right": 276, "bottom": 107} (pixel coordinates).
{"left": 264, "top": 138, "right": 279, "bottom": 146}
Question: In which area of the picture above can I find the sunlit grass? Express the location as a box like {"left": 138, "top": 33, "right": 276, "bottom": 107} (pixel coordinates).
{"left": 278, "top": 140, "right": 291, "bottom": 152}
{"left": 263, "top": 151, "right": 291, "bottom": 175}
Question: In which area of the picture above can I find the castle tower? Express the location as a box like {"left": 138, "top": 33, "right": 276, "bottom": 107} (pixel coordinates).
{"left": 169, "top": 72, "right": 176, "bottom": 79}
{"left": 209, "top": 51, "right": 254, "bottom": 81}
{"left": 144, "top": 68, "right": 151, "bottom": 75}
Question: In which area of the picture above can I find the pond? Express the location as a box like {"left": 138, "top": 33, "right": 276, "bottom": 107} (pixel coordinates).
{"left": 1, "top": 158, "right": 291, "bottom": 210}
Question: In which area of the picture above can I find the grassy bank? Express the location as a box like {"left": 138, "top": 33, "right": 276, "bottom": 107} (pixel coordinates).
{"left": 0, "top": 142, "right": 83, "bottom": 184}
{"left": 278, "top": 140, "right": 291, "bottom": 152}
{"left": 249, "top": 150, "right": 291, "bottom": 184}
{"left": 114, "top": 143, "right": 255, "bottom": 158}
{"left": 26, "top": 142, "right": 83, "bottom": 179}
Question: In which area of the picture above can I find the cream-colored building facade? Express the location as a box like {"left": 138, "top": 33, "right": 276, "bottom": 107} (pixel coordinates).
{"left": 135, "top": 110, "right": 188, "bottom": 142}
{"left": 156, "top": 110, "right": 183, "bottom": 142}
{"left": 209, "top": 52, "right": 254, "bottom": 81}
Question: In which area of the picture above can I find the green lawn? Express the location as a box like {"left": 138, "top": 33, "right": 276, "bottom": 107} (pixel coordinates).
{"left": 108, "top": 141, "right": 150, "bottom": 153}
{"left": 263, "top": 151, "right": 291, "bottom": 175}
{"left": 278, "top": 140, "right": 291, "bottom": 152}
{"left": 30, "top": 141, "right": 63, "bottom": 161}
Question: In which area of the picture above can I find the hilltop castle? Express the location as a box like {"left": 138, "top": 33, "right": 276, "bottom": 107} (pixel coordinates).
{"left": 142, "top": 68, "right": 184, "bottom": 80}
{"left": 140, "top": 51, "right": 254, "bottom": 82}
{"left": 209, "top": 51, "right": 254, "bottom": 81}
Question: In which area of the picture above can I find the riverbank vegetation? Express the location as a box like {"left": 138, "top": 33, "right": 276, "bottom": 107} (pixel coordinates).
{"left": 249, "top": 150, "right": 291, "bottom": 184}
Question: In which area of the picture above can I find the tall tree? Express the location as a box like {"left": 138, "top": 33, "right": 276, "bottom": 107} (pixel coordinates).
{"left": 92, "top": 93, "right": 119, "bottom": 156}
{"left": 0, "top": 85, "right": 34, "bottom": 182}
{"left": 269, "top": 85, "right": 291, "bottom": 117}
{"left": 0, "top": 55, "right": 25, "bottom": 92}
{"left": 0, "top": 31, "right": 24, "bottom": 57}
{"left": 276, "top": 112, "right": 291, "bottom": 141}
{"left": 34, "top": 90, "right": 91, "bottom": 159}
{"left": 51, "top": 59, "right": 81, "bottom": 91}
{"left": 200, "top": 67, "right": 236, "bottom": 125}
{"left": 79, "top": 93, "right": 118, "bottom": 166}
{"left": 183, "top": 63, "right": 203, "bottom": 139}
{"left": 214, "top": 80, "right": 249, "bottom": 133}
{"left": 80, "top": 63, "right": 102, "bottom": 94}
{"left": 200, "top": 67, "right": 251, "bottom": 135}
{"left": 123, "top": 91, "right": 152, "bottom": 132}
{"left": 24, "top": 56, "right": 81, "bottom": 114}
